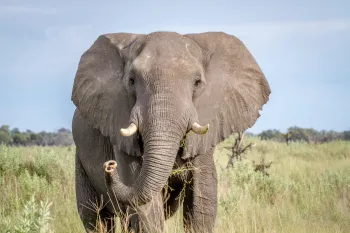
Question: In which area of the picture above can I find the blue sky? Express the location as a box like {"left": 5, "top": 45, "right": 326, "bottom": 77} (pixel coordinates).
{"left": 0, "top": 0, "right": 349, "bottom": 133}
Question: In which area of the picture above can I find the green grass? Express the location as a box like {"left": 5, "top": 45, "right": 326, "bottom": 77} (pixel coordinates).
{"left": 1, "top": 137, "right": 350, "bottom": 232}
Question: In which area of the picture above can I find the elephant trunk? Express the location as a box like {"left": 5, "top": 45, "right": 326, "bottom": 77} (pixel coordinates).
{"left": 104, "top": 94, "right": 187, "bottom": 206}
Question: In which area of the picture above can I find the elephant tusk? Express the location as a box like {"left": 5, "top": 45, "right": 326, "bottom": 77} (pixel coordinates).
{"left": 191, "top": 122, "right": 209, "bottom": 135}
{"left": 120, "top": 123, "right": 138, "bottom": 137}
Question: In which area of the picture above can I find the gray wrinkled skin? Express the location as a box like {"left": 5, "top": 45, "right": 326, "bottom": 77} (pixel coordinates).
{"left": 71, "top": 31, "right": 271, "bottom": 233}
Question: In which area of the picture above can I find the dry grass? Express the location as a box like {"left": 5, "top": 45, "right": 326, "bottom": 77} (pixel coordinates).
{"left": 1, "top": 136, "right": 349, "bottom": 232}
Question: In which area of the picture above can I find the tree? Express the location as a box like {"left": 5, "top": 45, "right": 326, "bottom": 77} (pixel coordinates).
{"left": 281, "top": 132, "right": 291, "bottom": 145}
{"left": 0, "top": 125, "right": 10, "bottom": 132}
{"left": 12, "top": 133, "right": 29, "bottom": 146}
{"left": 0, "top": 125, "right": 12, "bottom": 145}
{"left": 258, "top": 129, "right": 283, "bottom": 141}
{"left": 343, "top": 130, "right": 350, "bottom": 141}
{"left": 54, "top": 129, "right": 73, "bottom": 146}
{"left": 225, "top": 132, "right": 255, "bottom": 169}
{"left": 28, "top": 133, "right": 43, "bottom": 146}
{"left": 287, "top": 126, "right": 309, "bottom": 142}
{"left": 57, "top": 128, "right": 71, "bottom": 134}
{"left": 11, "top": 128, "right": 20, "bottom": 135}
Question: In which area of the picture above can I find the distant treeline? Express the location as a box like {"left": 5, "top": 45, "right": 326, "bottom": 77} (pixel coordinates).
{"left": 249, "top": 126, "right": 350, "bottom": 144}
{"left": 0, "top": 125, "right": 74, "bottom": 146}
{"left": 0, "top": 125, "right": 349, "bottom": 147}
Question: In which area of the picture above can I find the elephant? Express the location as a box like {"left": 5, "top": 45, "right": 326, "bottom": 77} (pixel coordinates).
{"left": 71, "top": 31, "right": 270, "bottom": 233}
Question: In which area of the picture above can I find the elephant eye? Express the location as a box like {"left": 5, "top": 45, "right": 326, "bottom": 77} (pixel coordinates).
{"left": 193, "top": 72, "right": 203, "bottom": 88}
{"left": 194, "top": 79, "right": 201, "bottom": 87}
{"left": 192, "top": 73, "right": 205, "bottom": 98}
{"left": 129, "top": 77, "right": 135, "bottom": 85}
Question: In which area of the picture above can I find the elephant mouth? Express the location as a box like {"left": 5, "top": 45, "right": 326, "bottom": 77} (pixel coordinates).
{"left": 120, "top": 122, "right": 209, "bottom": 158}
{"left": 136, "top": 132, "right": 185, "bottom": 162}
{"left": 137, "top": 134, "right": 144, "bottom": 155}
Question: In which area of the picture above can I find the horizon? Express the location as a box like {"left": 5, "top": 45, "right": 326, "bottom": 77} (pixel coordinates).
{"left": 1, "top": 1, "right": 349, "bottom": 134}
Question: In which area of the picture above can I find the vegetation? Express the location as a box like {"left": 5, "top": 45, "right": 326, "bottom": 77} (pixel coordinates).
{"left": 0, "top": 125, "right": 73, "bottom": 146}
{"left": 1, "top": 124, "right": 349, "bottom": 148}
{"left": 1, "top": 135, "right": 349, "bottom": 232}
{"left": 257, "top": 126, "right": 350, "bottom": 144}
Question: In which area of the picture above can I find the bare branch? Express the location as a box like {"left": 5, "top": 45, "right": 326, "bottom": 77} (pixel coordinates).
{"left": 226, "top": 132, "right": 255, "bottom": 169}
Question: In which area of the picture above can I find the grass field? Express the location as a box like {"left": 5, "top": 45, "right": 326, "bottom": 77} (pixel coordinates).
{"left": 1, "top": 136, "right": 350, "bottom": 233}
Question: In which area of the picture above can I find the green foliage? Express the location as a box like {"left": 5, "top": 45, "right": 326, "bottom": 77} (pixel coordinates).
{"left": 1, "top": 124, "right": 349, "bottom": 147}
{"left": 6, "top": 195, "right": 54, "bottom": 233}
{"left": 0, "top": 125, "right": 12, "bottom": 145}
{"left": 258, "top": 126, "right": 348, "bottom": 144}
{"left": 0, "top": 131, "right": 12, "bottom": 145}
{"left": 344, "top": 130, "right": 350, "bottom": 140}
{"left": 214, "top": 137, "right": 350, "bottom": 233}
{"left": 12, "top": 133, "right": 30, "bottom": 146}
{"left": 0, "top": 145, "right": 79, "bottom": 233}
{"left": 0, "top": 125, "right": 74, "bottom": 146}
{"left": 1, "top": 138, "right": 350, "bottom": 232}
{"left": 257, "top": 129, "right": 283, "bottom": 141}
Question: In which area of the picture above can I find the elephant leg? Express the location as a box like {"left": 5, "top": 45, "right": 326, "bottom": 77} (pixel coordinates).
{"left": 163, "top": 175, "right": 186, "bottom": 220}
{"left": 75, "top": 154, "right": 106, "bottom": 232}
{"left": 183, "top": 147, "right": 218, "bottom": 233}
{"left": 73, "top": 109, "right": 129, "bottom": 232}
{"left": 76, "top": 153, "right": 119, "bottom": 233}
{"left": 126, "top": 192, "right": 165, "bottom": 233}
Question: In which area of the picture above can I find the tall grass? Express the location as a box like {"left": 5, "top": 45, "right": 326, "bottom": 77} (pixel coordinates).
{"left": 1, "top": 136, "right": 349, "bottom": 232}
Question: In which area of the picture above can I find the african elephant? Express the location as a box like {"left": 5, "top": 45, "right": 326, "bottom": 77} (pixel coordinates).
{"left": 71, "top": 31, "right": 270, "bottom": 233}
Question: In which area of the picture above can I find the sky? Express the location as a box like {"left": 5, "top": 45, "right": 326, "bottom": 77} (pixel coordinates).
{"left": 0, "top": 0, "right": 349, "bottom": 134}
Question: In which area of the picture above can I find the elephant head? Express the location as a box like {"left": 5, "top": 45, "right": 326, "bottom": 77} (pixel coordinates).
{"left": 71, "top": 31, "right": 270, "bottom": 205}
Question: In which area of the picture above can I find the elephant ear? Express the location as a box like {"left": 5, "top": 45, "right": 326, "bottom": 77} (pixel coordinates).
{"left": 183, "top": 32, "right": 271, "bottom": 157}
{"left": 71, "top": 33, "right": 144, "bottom": 156}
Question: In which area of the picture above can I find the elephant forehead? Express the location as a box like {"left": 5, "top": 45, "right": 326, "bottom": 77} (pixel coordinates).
{"left": 132, "top": 47, "right": 200, "bottom": 74}
{"left": 132, "top": 51, "right": 153, "bottom": 69}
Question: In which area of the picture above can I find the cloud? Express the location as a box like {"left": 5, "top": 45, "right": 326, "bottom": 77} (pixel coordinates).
{"left": 0, "top": 5, "right": 56, "bottom": 15}
{"left": 5, "top": 18, "right": 350, "bottom": 83}
{"left": 145, "top": 18, "right": 350, "bottom": 43}
{"left": 5, "top": 24, "right": 96, "bottom": 82}
{"left": 236, "top": 18, "right": 350, "bottom": 38}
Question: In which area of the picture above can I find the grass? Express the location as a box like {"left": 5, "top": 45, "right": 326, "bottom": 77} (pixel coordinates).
{"left": 0, "top": 136, "right": 349, "bottom": 232}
